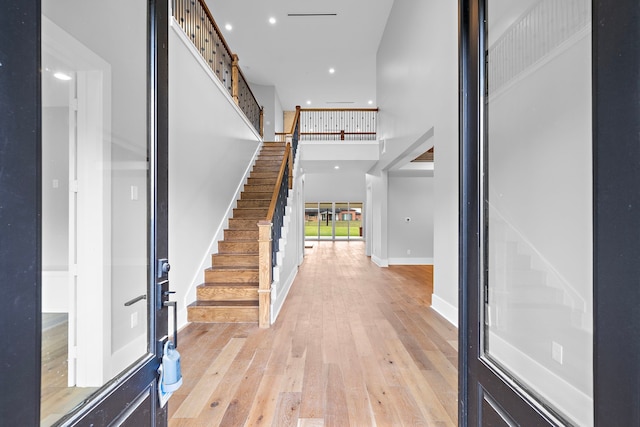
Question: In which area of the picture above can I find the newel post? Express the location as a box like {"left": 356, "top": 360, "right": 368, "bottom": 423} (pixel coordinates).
{"left": 257, "top": 220, "right": 272, "bottom": 328}
{"left": 259, "top": 107, "right": 264, "bottom": 138}
{"left": 231, "top": 54, "right": 239, "bottom": 105}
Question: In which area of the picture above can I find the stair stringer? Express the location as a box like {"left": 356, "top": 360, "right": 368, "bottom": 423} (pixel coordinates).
{"left": 183, "top": 141, "right": 263, "bottom": 308}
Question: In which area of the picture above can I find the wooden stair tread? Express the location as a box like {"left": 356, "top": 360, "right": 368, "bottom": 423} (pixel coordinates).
{"left": 206, "top": 266, "right": 258, "bottom": 271}
{"left": 189, "top": 300, "right": 258, "bottom": 307}
{"left": 213, "top": 252, "right": 258, "bottom": 258}
{"left": 199, "top": 282, "right": 258, "bottom": 287}
{"left": 190, "top": 142, "right": 286, "bottom": 325}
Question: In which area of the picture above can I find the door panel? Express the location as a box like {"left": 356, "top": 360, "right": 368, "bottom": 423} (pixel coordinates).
{"left": 460, "top": 0, "right": 640, "bottom": 425}
{"left": 0, "top": 2, "right": 42, "bottom": 425}
{"left": 37, "top": 0, "right": 169, "bottom": 425}
{"left": 484, "top": 1, "right": 593, "bottom": 424}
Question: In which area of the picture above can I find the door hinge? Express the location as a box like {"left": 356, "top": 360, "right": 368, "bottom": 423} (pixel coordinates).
{"left": 70, "top": 264, "right": 78, "bottom": 277}
{"left": 70, "top": 180, "right": 79, "bottom": 193}
{"left": 70, "top": 98, "right": 79, "bottom": 111}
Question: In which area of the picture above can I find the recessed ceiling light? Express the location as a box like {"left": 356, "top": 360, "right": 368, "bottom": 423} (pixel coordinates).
{"left": 225, "top": 23, "right": 233, "bottom": 31}
{"left": 368, "top": 100, "right": 373, "bottom": 105}
{"left": 54, "top": 72, "right": 72, "bottom": 81}
{"left": 334, "top": 165, "right": 340, "bottom": 170}
{"left": 306, "top": 100, "right": 311, "bottom": 105}
{"left": 269, "top": 17, "right": 276, "bottom": 24}
{"left": 329, "top": 68, "right": 335, "bottom": 74}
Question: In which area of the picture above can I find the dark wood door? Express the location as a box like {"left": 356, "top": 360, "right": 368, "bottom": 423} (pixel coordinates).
{"left": 459, "top": 0, "right": 640, "bottom": 425}
{"left": 0, "top": 0, "right": 171, "bottom": 425}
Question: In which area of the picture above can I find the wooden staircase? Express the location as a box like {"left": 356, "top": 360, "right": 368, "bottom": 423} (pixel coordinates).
{"left": 187, "top": 142, "right": 285, "bottom": 323}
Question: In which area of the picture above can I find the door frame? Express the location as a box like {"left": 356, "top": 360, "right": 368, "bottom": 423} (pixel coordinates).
{"left": 459, "top": 0, "right": 640, "bottom": 425}
{"left": 0, "top": 0, "right": 170, "bottom": 424}
{"left": 0, "top": 1, "right": 42, "bottom": 424}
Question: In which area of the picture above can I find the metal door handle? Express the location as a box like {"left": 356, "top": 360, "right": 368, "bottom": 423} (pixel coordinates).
{"left": 124, "top": 294, "right": 147, "bottom": 306}
{"left": 164, "top": 299, "right": 178, "bottom": 348}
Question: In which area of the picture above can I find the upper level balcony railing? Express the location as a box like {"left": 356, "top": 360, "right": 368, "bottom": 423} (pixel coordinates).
{"left": 276, "top": 108, "right": 378, "bottom": 142}
{"left": 172, "top": 0, "right": 263, "bottom": 136}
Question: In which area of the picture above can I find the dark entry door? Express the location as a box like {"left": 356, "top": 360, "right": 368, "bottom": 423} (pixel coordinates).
{"left": 0, "top": 0, "right": 171, "bottom": 425}
{"left": 460, "top": 0, "right": 640, "bottom": 425}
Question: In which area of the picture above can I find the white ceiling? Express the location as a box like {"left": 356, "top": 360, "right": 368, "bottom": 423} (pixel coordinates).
{"left": 204, "top": 0, "right": 394, "bottom": 110}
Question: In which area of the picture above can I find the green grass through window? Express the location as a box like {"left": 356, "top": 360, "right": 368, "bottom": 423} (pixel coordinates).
{"left": 305, "top": 220, "right": 362, "bottom": 237}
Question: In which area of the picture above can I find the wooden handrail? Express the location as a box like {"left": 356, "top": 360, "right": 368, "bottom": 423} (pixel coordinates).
{"left": 278, "top": 107, "right": 378, "bottom": 140}
{"left": 289, "top": 106, "right": 301, "bottom": 135}
{"left": 237, "top": 65, "right": 260, "bottom": 112}
{"left": 265, "top": 144, "right": 291, "bottom": 222}
{"left": 192, "top": 0, "right": 234, "bottom": 63}
{"left": 174, "top": 0, "right": 262, "bottom": 135}
{"left": 301, "top": 132, "right": 377, "bottom": 136}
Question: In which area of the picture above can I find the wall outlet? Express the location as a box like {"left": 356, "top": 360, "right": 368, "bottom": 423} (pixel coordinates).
{"left": 552, "top": 341, "right": 563, "bottom": 364}
{"left": 407, "top": 249, "right": 411, "bottom": 255}
{"left": 131, "top": 312, "right": 138, "bottom": 328}
{"left": 130, "top": 185, "right": 138, "bottom": 201}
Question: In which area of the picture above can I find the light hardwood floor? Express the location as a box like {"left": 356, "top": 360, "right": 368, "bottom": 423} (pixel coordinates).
{"left": 40, "top": 315, "right": 98, "bottom": 426}
{"left": 169, "top": 241, "right": 458, "bottom": 426}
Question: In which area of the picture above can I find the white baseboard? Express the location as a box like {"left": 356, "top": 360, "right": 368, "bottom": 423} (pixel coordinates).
{"left": 371, "top": 254, "right": 389, "bottom": 267}
{"left": 271, "top": 266, "right": 298, "bottom": 324}
{"left": 431, "top": 295, "right": 458, "bottom": 327}
{"left": 388, "top": 257, "right": 434, "bottom": 265}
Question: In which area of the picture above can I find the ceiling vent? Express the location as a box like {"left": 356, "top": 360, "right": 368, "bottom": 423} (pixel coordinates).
{"left": 287, "top": 13, "right": 337, "bottom": 17}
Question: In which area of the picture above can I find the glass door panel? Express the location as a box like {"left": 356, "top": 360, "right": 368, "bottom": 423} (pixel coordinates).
{"left": 318, "top": 202, "right": 333, "bottom": 240}
{"left": 349, "top": 202, "right": 363, "bottom": 240}
{"left": 305, "top": 202, "right": 320, "bottom": 240}
{"left": 335, "top": 202, "right": 349, "bottom": 240}
{"left": 484, "top": 0, "right": 592, "bottom": 425}
{"left": 41, "top": 1, "right": 150, "bottom": 424}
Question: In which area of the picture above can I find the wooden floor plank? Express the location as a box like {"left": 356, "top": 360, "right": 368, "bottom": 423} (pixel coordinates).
{"left": 172, "top": 337, "right": 246, "bottom": 418}
{"left": 273, "top": 392, "right": 302, "bottom": 427}
{"left": 218, "top": 348, "right": 272, "bottom": 426}
{"left": 168, "top": 241, "right": 458, "bottom": 426}
{"left": 324, "top": 364, "right": 351, "bottom": 427}
{"left": 244, "top": 374, "right": 284, "bottom": 426}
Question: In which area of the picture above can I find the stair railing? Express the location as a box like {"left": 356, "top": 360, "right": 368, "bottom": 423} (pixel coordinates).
{"left": 258, "top": 109, "right": 300, "bottom": 328}
{"left": 172, "top": 0, "right": 264, "bottom": 136}
{"left": 277, "top": 108, "right": 378, "bottom": 142}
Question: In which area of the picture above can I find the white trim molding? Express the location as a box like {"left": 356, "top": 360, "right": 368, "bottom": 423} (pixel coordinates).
{"left": 388, "top": 257, "right": 434, "bottom": 265}
{"left": 431, "top": 295, "right": 458, "bottom": 327}
{"left": 371, "top": 254, "right": 389, "bottom": 267}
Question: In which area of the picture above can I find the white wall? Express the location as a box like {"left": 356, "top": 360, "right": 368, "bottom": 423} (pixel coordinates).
{"left": 169, "top": 25, "right": 261, "bottom": 330}
{"left": 376, "top": 0, "right": 459, "bottom": 324}
{"left": 250, "top": 83, "right": 284, "bottom": 140}
{"left": 42, "top": 107, "right": 70, "bottom": 313}
{"left": 367, "top": 170, "right": 389, "bottom": 267}
{"left": 42, "top": 107, "right": 69, "bottom": 271}
{"left": 304, "top": 172, "right": 366, "bottom": 202}
{"left": 388, "top": 175, "right": 434, "bottom": 264}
